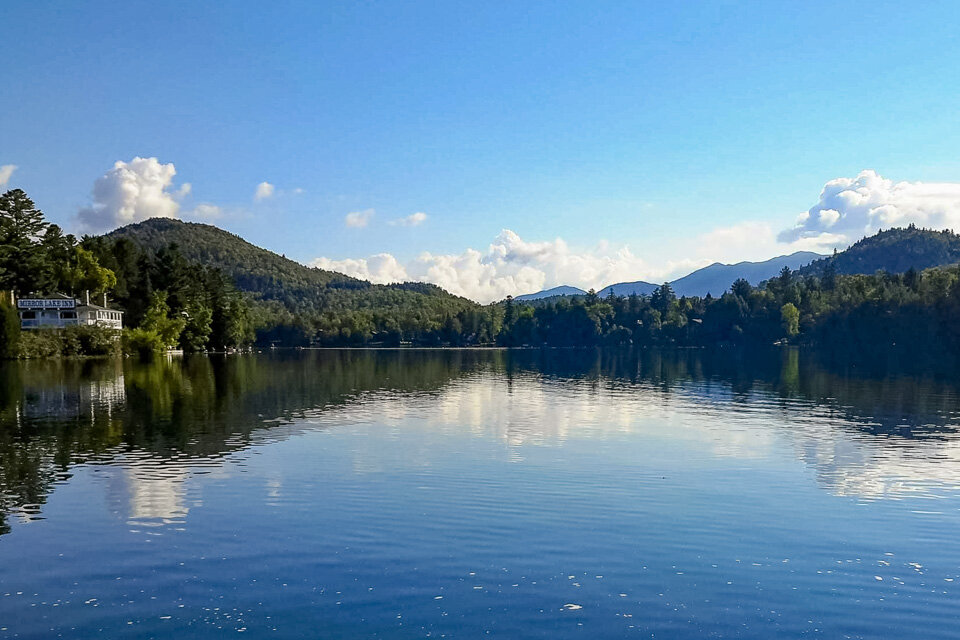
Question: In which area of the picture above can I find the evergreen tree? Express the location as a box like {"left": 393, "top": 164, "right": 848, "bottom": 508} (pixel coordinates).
{"left": 730, "top": 278, "right": 752, "bottom": 300}
{"left": 0, "top": 189, "right": 49, "bottom": 295}
{"left": 822, "top": 262, "right": 837, "bottom": 290}
{"left": 651, "top": 283, "right": 676, "bottom": 313}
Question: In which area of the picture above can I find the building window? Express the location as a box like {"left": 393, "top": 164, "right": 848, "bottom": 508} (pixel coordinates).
{"left": 21, "top": 311, "right": 36, "bottom": 319}
{"left": 61, "top": 311, "right": 77, "bottom": 319}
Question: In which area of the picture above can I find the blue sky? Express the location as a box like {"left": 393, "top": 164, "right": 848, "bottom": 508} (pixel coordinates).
{"left": 4, "top": 1, "right": 960, "bottom": 301}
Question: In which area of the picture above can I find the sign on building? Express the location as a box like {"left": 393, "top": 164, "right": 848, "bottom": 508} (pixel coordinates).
{"left": 17, "top": 299, "right": 76, "bottom": 309}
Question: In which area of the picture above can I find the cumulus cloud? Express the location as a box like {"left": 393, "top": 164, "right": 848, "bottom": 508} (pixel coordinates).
{"left": 187, "top": 203, "right": 223, "bottom": 219}
{"left": 311, "top": 253, "right": 408, "bottom": 284}
{"left": 311, "top": 229, "right": 660, "bottom": 303}
{"left": 779, "top": 170, "right": 960, "bottom": 245}
{"left": 77, "top": 157, "right": 184, "bottom": 232}
{"left": 254, "top": 181, "right": 275, "bottom": 201}
{"left": 345, "top": 208, "right": 374, "bottom": 228}
{"left": 389, "top": 212, "right": 428, "bottom": 227}
{"left": 0, "top": 164, "right": 16, "bottom": 187}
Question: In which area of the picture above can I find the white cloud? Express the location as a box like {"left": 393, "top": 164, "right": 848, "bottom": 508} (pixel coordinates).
{"left": 0, "top": 164, "right": 16, "bottom": 187}
{"left": 779, "top": 170, "right": 960, "bottom": 245}
{"left": 311, "top": 229, "right": 659, "bottom": 303}
{"left": 254, "top": 181, "right": 275, "bottom": 201}
{"left": 77, "top": 157, "right": 184, "bottom": 232}
{"left": 187, "top": 203, "right": 223, "bottom": 219}
{"left": 818, "top": 209, "right": 840, "bottom": 227}
{"left": 345, "top": 208, "right": 374, "bottom": 228}
{"left": 175, "top": 182, "right": 192, "bottom": 198}
{"left": 311, "top": 253, "right": 408, "bottom": 284}
{"left": 389, "top": 212, "right": 428, "bottom": 227}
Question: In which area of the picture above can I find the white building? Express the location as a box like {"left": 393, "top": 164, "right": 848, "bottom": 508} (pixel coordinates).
{"left": 17, "top": 294, "right": 124, "bottom": 330}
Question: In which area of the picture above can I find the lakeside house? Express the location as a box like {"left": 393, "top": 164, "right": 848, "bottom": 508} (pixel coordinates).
{"left": 16, "top": 293, "right": 124, "bottom": 330}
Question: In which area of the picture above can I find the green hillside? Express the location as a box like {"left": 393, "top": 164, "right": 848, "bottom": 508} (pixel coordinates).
{"left": 99, "top": 218, "right": 491, "bottom": 345}
{"left": 106, "top": 218, "right": 447, "bottom": 305}
{"left": 799, "top": 226, "right": 960, "bottom": 277}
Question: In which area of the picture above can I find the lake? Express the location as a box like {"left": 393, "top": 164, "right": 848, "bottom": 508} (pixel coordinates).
{"left": 2, "top": 348, "right": 960, "bottom": 638}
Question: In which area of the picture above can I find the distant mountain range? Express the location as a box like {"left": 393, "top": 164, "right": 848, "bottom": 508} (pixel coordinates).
{"left": 516, "top": 251, "right": 825, "bottom": 301}
{"left": 514, "top": 285, "right": 587, "bottom": 301}
{"left": 666, "top": 251, "right": 825, "bottom": 297}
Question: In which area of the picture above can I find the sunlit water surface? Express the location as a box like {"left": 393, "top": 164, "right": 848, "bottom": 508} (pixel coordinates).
{"left": 2, "top": 349, "right": 960, "bottom": 638}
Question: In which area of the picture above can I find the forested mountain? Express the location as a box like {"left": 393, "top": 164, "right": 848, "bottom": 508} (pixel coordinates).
{"left": 799, "top": 226, "right": 960, "bottom": 277}
{"left": 107, "top": 218, "right": 444, "bottom": 305}
{"left": 514, "top": 285, "right": 587, "bottom": 301}
{"left": 101, "top": 218, "right": 488, "bottom": 345}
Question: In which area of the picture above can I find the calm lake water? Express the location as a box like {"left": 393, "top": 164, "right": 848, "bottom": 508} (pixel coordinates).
{"left": 2, "top": 348, "right": 960, "bottom": 638}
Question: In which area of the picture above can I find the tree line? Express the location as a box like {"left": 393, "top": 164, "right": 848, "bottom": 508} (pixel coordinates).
{"left": 497, "top": 261, "right": 960, "bottom": 360}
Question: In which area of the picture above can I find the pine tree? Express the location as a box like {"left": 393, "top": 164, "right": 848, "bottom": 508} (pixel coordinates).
{"left": 0, "top": 189, "right": 50, "bottom": 295}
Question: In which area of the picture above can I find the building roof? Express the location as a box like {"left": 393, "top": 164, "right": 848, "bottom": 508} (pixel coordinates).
{"left": 76, "top": 303, "right": 123, "bottom": 313}
{"left": 17, "top": 293, "right": 75, "bottom": 301}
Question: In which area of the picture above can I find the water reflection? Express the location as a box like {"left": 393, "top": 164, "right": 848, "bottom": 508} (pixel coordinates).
{"left": 3, "top": 348, "right": 960, "bottom": 535}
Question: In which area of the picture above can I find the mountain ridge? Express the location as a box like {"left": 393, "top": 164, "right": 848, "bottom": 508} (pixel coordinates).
{"left": 518, "top": 251, "right": 826, "bottom": 301}
{"left": 514, "top": 285, "right": 587, "bottom": 301}
{"left": 101, "top": 218, "right": 481, "bottom": 341}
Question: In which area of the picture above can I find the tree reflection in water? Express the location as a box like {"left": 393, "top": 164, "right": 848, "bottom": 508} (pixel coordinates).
{"left": 2, "top": 347, "right": 960, "bottom": 535}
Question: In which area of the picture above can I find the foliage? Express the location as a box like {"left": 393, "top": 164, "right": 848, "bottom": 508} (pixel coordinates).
{"left": 121, "top": 328, "right": 165, "bottom": 359}
{"left": 0, "top": 189, "right": 72, "bottom": 295}
{"left": 17, "top": 330, "right": 62, "bottom": 359}
{"left": 62, "top": 246, "right": 117, "bottom": 296}
{"left": 140, "top": 292, "right": 186, "bottom": 349}
{"left": 17, "top": 326, "right": 120, "bottom": 359}
{"left": 82, "top": 236, "right": 258, "bottom": 351}
{"left": 780, "top": 303, "right": 799, "bottom": 338}
{"left": 0, "top": 300, "right": 19, "bottom": 359}
{"left": 180, "top": 301, "right": 213, "bottom": 352}
{"left": 72, "top": 325, "right": 122, "bottom": 356}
